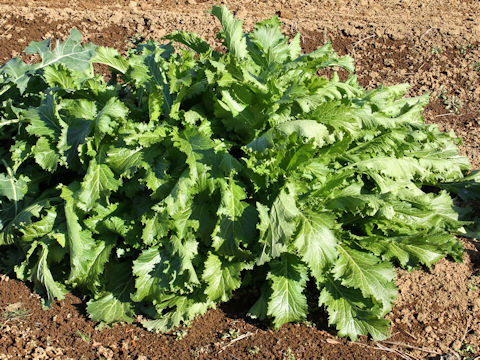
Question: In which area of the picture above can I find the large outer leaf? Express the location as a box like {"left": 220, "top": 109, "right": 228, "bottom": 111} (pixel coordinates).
{"left": 87, "top": 262, "right": 135, "bottom": 324}
{"left": 202, "top": 252, "right": 245, "bottom": 302}
{"left": 266, "top": 253, "right": 308, "bottom": 328}
{"left": 256, "top": 187, "right": 300, "bottom": 265}
{"left": 211, "top": 177, "right": 257, "bottom": 256}
{"left": 25, "top": 28, "right": 96, "bottom": 72}
{"left": 62, "top": 185, "right": 107, "bottom": 286}
{"left": 319, "top": 276, "right": 390, "bottom": 340}
{"left": 210, "top": 5, "right": 248, "bottom": 59}
{"left": 24, "top": 94, "right": 62, "bottom": 140}
{"left": 333, "top": 245, "right": 397, "bottom": 313}
{"left": 15, "top": 240, "right": 68, "bottom": 308}
{"left": 132, "top": 247, "right": 170, "bottom": 302}
{"left": 0, "top": 172, "right": 28, "bottom": 202}
{"left": 78, "top": 158, "right": 121, "bottom": 211}
{"left": 294, "top": 210, "right": 338, "bottom": 281}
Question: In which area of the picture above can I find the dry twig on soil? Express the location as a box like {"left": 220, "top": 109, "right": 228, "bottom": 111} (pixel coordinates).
{"left": 219, "top": 331, "right": 256, "bottom": 353}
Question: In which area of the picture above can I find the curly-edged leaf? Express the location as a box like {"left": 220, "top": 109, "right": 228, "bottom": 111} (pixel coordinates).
{"left": 164, "top": 31, "right": 212, "bottom": 54}
{"left": 25, "top": 28, "right": 97, "bottom": 73}
{"left": 319, "top": 275, "right": 390, "bottom": 341}
{"left": 172, "top": 127, "right": 216, "bottom": 180}
{"left": 256, "top": 187, "right": 300, "bottom": 265}
{"left": 93, "top": 97, "right": 129, "bottom": 144}
{"left": 210, "top": 5, "right": 248, "bottom": 59}
{"left": 62, "top": 185, "right": 107, "bottom": 285}
{"left": 0, "top": 57, "right": 32, "bottom": 93}
{"left": 20, "top": 208, "right": 57, "bottom": 242}
{"left": 24, "top": 94, "right": 62, "bottom": 140}
{"left": 247, "top": 16, "right": 291, "bottom": 67}
{"left": 87, "top": 292, "right": 135, "bottom": 324}
{"left": 15, "top": 240, "right": 68, "bottom": 308}
{"left": 58, "top": 117, "right": 92, "bottom": 169}
{"left": 247, "top": 120, "right": 331, "bottom": 152}
{"left": 32, "top": 137, "right": 59, "bottom": 172}
{"left": 78, "top": 158, "right": 122, "bottom": 211}
{"left": 358, "top": 232, "right": 460, "bottom": 269}
{"left": 86, "top": 262, "right": 135, "bottom": 324}
{"left": 0, "top": 171, "right": 28, "bottom": 202}
{"left": 294, "top": 210, "right": 338, "bottom": 281}
{"left": 266, "top": 253, "right": 308, "bottom": 328}
{"left": 43, "top": 64, "right": 77, "bottom": 89}
{"left": 438, "top": 170, "right": 480, "bottom": 201}
{"left": 212, "top": 177, "right": 257, "bottom": 256}
{"left": 333, "top": 245, "right": 397, "bottom": 313}
{"left": 132, "top": 247, "right": 170, "bottom": 302}
{"left": 202, "top": 252, "right": 246, "bottom": 302}
{"left": 142, "top": 292, "right": 214, "bottom": 332}
{"left": 0, "top": 198, "right": 55, "bottom": 245}
{"left": 106, "top": 146, "right": 144, "bottom": 177}
{"left": 141, "top": 211, "right": 169, "bottom": 245}
{"left": 93, "top": 46, "right": 129, "bottom": 74}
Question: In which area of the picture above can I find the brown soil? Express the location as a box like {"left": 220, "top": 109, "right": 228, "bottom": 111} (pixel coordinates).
{"left": 1, "top": 1, "right": 480, "bottom": 359}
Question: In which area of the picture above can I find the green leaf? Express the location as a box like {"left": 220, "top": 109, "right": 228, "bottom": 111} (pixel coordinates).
{"left": 0, "top": 57, "right": 32, "bottom": 93}
{"left": 107, "top": 146, "right": 144, "bottom": 177}
{"left": 358, "top": 232, "right": 459, "bottom": 268}
{"left": 16, "top": 240, "right": 68, "bottom": 308}
{"left": 93, "top": 97, "right": 129, "bottom": 144}
{"left": 32, "top": 137, "right": 59, "bottom": 172}
{"left": 20, "top": 208, "right": 57, "bottom": 242}
{"left": 93, "top": 46, "right": 129, "bottom": 74}
{"left": 43, "top": 64, "right": 77, "bottom": 89}
{"left": 256, "top": 187, "right": 300, "bottom": 265}
{"left": 86, "top": 262, "right": 135, "bottom": 324}
{"left": 319, "top": 275, "right": 390, "bottom": 341}
{"left": 24, "top": 94, "right": 62, "bottom": 140}
{"left": 333, "top": 245, "right": 397, "bottom": 313}
{"left": 0, "top": 198, "right": 55, "bottom": 245}
{"left": 61, "top": 185, "right": 106, "bottom": 286}
{"left": 0, "top": 171, "right": 28, "bottom": 202}
{"left": 165, "top": 31, "right": 212, "bottom": 54}
{"left": 202, "top": 252, "right": 245, "bottom": 302}
{"left": 210, "top": 5, "right": 248, "bottom": 59}
{"left": 142, "top": 292, "right": 214, "bottom": 332}
{"left": 78, "top": 158, "right": 122, "bottom": 211}
{"left": 25, "top": 28, "right": 97, "bottom": 73}
{"left": 132, "top": 247, "right": 170, "bottom": 302}
{"left": 294, "top": 210, "right": 338, "bottom": 281}
{"left": 87, "top": 292, "right": 135, "bottom": 324}
{"left": 212, "top": 177, "right": 257, "bottom": 256}
{"left": 267, "top": 253, "right": 308, "bottom": 328}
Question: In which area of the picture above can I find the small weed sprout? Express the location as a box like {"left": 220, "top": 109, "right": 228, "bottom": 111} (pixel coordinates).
{"left": 221, "top": 328, "right": 241, "bottom": 340}
{"left": 1, "top": 304, "right": 31, "bottom": 328}
{"left": 457, "top": 343, "right": 475, "bottom": 359}
{"left": 437, "top": 87, "right": 463, "bottom": 114}
{"left": 431, "top": 46, "right": 443, "bottom": 54}
{"left": 174, "top": 329, "right": 189, "bottom": 341}
{"left": 247, "top": 345, "right": 260, "bottom": 354}
{"left": 283, "top": 347, "right": 296, "bottom": 360}
{"left": 76, "top": 330, "right": 92, "bottom": 342}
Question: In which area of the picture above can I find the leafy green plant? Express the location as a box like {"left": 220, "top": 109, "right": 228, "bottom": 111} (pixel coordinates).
{"left": 0, "top": 5, "right": 479, "bottom": 341}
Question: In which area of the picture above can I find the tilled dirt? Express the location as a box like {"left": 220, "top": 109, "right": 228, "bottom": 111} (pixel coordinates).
{"left": 0, "top": 1, "right": 479, "bottom": 359}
